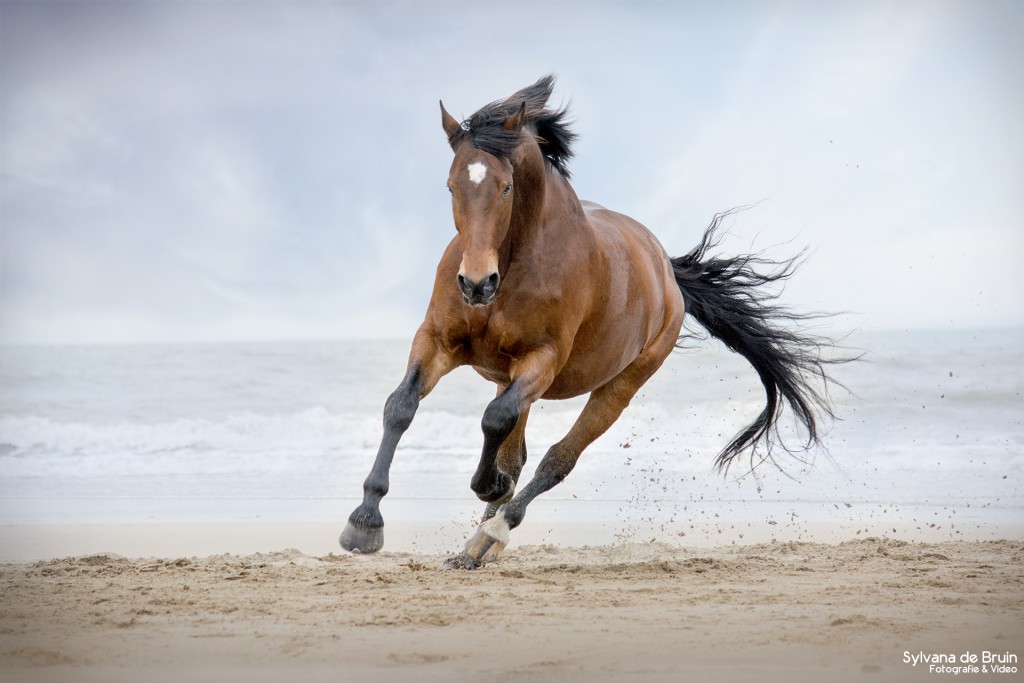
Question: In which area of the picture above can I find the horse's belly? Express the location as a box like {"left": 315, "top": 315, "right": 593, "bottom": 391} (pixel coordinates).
{"left": 542, "top": 365, "right": 623, "bottom": 400}
{"left": 465, "top": 338, "right": 630, "bottom": 399}
{"left": 541, "top": 335, "right": 643, "bottom": 400}
{"left": 472, "top": 364, "right": 512, "bottom": 386}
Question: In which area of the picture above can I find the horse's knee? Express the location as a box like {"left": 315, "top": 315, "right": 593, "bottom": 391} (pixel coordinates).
{"left": 383, "top": 377, "right": 420, "bottom": 433}
{"left": 481, "top": 391, "right": 520, "bottom": 446}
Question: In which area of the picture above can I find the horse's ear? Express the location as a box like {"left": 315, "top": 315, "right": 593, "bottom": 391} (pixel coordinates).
{"left": 503, "top": 101, "right": 527, "bottom": 132}
{"left": 440, "top": 101, "right": 461, "bottom": 142}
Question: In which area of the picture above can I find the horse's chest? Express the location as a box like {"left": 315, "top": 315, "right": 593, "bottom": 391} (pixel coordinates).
{"left": 464, "top": 331, "right": 514, "bottom": 379}
{"left": 453, "top": 314, "right": 525, "bottom": 384}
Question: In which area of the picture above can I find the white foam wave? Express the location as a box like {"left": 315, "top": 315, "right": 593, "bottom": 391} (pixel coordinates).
{"left": 0, "top": 401, "right": 734, "bottom": 480}
{"left": 0, "top": 409, "right": 371, "bottom": 477}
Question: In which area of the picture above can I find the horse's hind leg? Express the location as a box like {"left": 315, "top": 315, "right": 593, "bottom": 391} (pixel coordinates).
{"left": 453, "top": 335, "right": 677, "bottom": 568}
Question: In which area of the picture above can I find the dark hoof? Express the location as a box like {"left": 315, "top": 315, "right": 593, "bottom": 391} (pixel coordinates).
{"left": 442, "top": 553, "right": 481, "bottom": 570}
{"left": 340, "top": 520, "right": 383, "bottom": 554}
{"left": 472, "top": 472, "right": 514, "bottom": 504}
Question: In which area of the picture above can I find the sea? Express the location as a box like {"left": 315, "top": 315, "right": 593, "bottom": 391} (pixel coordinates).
{"left": 1, "top": 328, "right": 1021, "bottom": 548}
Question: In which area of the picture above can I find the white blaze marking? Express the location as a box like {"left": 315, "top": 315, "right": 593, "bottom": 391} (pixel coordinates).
{"left": 467, "top": 162, "right": 487, "bottom": 185}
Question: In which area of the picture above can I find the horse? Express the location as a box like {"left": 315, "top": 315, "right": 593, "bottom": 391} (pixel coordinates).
{"left": 340, "top": 75, "right": 842, "bottom": 568}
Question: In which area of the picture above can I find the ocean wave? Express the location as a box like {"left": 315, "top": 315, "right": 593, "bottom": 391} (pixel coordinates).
{"left": 0, "top": 401, "right": 740, "bottom": 479}
{"left": 0, "top": 409, "right": 369, "bottom": 477}
{"left": 2, "top": 396, "right": 1020, "bottom": 505}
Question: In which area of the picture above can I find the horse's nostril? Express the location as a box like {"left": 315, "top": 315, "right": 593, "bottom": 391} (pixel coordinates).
{"left": 482, "top": 272, "right": 500, "bottom": 296}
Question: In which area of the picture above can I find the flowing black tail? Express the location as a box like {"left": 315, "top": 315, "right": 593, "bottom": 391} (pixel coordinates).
{"left": 671, "top": 211, "right": 848, "bottom": 472}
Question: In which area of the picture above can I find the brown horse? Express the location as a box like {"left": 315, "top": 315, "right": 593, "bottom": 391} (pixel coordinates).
{"left": 341, "top": 75, "right": 841, "bottom": 568}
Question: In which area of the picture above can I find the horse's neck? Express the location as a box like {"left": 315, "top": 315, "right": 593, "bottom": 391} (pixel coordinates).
{"left": 507, "top": 164, "right": 583, "bottom": 253}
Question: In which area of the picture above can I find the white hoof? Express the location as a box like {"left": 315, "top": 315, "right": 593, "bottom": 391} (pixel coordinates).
{"left": 464, "top": 507, "right": 510, "bottom": 563}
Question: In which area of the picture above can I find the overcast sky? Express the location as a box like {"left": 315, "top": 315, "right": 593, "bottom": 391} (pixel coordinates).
{"left": 1, "top": 0, "right": 1022, "bottom": 344}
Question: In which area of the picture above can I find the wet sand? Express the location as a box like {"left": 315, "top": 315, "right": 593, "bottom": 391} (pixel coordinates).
{"left": 2, "top": 537, "right": 1022, "bottom": 683}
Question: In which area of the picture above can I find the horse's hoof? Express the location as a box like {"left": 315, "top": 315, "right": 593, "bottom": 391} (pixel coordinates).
{"left": 339, "top": 520, "right": 384, "bottom": 554}
{"left": 442, "top": 553, "right": 481, "bottom": 570}
{"left": 480, "top": 541, "right": 505, "bottom": 564}
{"left": 463, "top": 510, "right": 510, "bottom": 564}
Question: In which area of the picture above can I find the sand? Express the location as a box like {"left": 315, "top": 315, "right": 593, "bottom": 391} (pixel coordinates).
{"left": 2, "top": 537, "right": 1022, "bottom": 683}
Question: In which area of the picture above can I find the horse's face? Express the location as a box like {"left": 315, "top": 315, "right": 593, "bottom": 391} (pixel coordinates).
{"left": 445, "top": 148, "right": 515, "bottom": 307}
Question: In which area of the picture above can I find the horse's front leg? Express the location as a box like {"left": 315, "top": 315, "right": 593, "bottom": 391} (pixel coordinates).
{"left": 479, "top": 402, "right": 530, "bottom": 522}
{"left": 340, "top": 330, "right": 455, "bottom": 554}
{"left": 470, "top": 387, "right": 531, "bottom": 505}
{"left": 445, "top": 348, "right": 558, "bottom": 568}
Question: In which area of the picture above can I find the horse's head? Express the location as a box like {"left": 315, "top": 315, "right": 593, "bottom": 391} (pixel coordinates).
{"left": 440, "top": 100, "right": 528, "bottom": 307}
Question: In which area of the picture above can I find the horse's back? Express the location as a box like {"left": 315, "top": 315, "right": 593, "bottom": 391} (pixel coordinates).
{"left": 581, "top": 200, "right": 671, "bottom": 262}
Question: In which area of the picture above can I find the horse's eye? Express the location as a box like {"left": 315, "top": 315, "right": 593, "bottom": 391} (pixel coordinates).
{"left": 502, "top": 183, "right": 513, "bottom": 198}
{"left": 446, "top": 183, "right": 453, "bottom": 195}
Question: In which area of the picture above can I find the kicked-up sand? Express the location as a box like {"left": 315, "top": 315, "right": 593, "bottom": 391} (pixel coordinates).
{"left": 1, "top": 536, "right": 1022, "bottom": 683}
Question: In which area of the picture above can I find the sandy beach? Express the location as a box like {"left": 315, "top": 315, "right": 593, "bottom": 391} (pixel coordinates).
{"left": 2, "top": 335, "right": 1021, "bottom": 682}
{"left": 2, "top": 534, "right": 1022, "bottom": 683}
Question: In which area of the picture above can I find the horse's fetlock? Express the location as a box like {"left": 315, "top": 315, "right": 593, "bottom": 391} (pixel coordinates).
{"left": 362, "top": 477, "right": 389, "bottom": 500}
{"left": 504, "top": 503, "right": 526, "bottom": 530}
{"left": 471, "top": 470, "right": 512, "bottom": 503}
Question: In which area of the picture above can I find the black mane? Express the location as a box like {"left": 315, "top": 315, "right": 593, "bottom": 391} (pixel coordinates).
{"left": 448, "top": 74, "right": 577, "bottom": 178}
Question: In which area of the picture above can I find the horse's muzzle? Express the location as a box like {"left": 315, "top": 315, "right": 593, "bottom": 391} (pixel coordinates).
{"left": 458, "top": 272, "right": 500, "bottom": 306}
